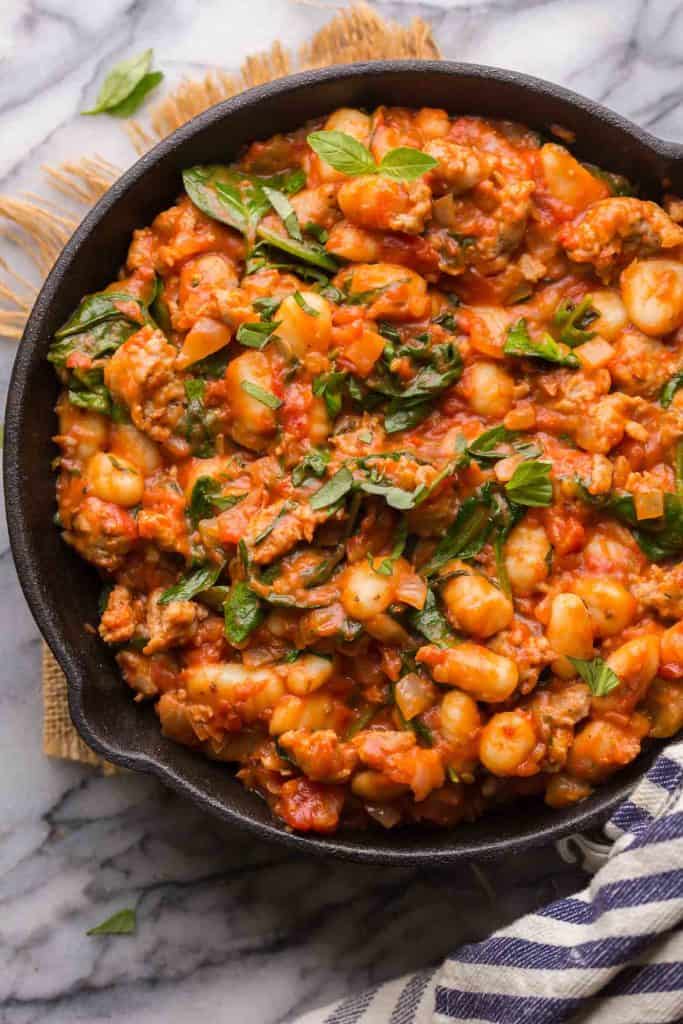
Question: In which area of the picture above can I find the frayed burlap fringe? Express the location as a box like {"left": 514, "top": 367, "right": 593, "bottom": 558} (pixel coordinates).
{"left": 0, "top": 1, "right": 439, "bottom": 771}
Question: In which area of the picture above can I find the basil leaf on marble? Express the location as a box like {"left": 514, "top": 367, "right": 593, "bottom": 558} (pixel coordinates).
{"left": 87, "top": 908, "right": 137, "bottom": 936}
{"left": 82, "top": 50, "right": 162, "bottom": 116}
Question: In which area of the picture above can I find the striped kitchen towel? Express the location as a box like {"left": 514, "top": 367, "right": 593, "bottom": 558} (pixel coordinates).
{"left": 294, "top": 737, "right": 683, "bottom": 1024}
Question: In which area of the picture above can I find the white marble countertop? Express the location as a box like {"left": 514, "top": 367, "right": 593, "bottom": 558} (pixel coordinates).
{"left": 1, "top": 1, "right": 681, "bottom": 1021}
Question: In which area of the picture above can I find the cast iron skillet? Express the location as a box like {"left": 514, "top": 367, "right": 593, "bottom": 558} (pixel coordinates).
{"left": 5, "top": 61, "right": 679, "bottom": 864}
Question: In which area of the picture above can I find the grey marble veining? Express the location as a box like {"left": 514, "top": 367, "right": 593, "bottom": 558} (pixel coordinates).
{"left": 1, "top": 2, "right": 681, "bottom": 1021}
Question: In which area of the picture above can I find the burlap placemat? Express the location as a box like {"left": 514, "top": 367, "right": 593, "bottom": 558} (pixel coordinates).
{"left": 1, "top": 3, "right": 440, "bottom": 771}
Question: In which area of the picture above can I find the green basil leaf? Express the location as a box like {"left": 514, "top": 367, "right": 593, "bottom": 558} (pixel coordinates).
{"left": 553, "top": 296, "right": 598, "bottom": 347}
{"left": 253, "top": 501, "right": 295, "bottom": 545}
{"left": 236, "top": 320, "right": 280, "bottom": 350}
{"left": 240, "top": 380, "right": 282, "bottom": 409}
{"left": 504, "top": 318, "right": 579, "bottom": 368}
{"left": 252, "top": 297, "right": 281, "bottom": 321}
{"left": 359, "top": 479, "right": 423, "bottom": 510}
{"left": 224, "top": 582, "right": 264, "bottom": 644}
{"left": 158, "top": 563, "right": 222, "bottom": 605}
{"left": 660, "top": 371, "right": 683, "bottom": 408}
{"left": 309, "top": 467, "right": 354, "bottom": 510}
{"left": 467, "top": 425, "right": 518, "bottom": 463}
{"left": 82, "top": 50, "right": 153, "bottom": 115}
{"left": 306, "top": 130, "right": 377, "bottom": 177}
{"left": 504, "top": 460, "right": 553, "bottom": 507}
{"left": 423, "top": 497, "right": 492, "bottom": 575}
{"left": 262, "top": 185, "right": 302, "bottom": 240}
{"left": 292, "top": 448, "right": 330, "bottom": 486}
{"left": 87, "top": 908, "right": 136, "bottom": 936}
{"left": 256, "top": 225, "right": 338, "bottom": 272}
{"left": 378, "top": 146, "right": 438, "bottom": 181}
{"left": 183, "top": 166, "right": 304, "bottom": 237}
{"left": 409, "top": 587, "right": 458, "bottom": 646}
{"left": 569, "top": 656, "right": 621, "bottom": 697}
{"left": 301, "top": 545, "right": 345, "bottom": 588}
{"left": 384, "top": 400, "right": 431, "bottom": 434}
{"left": 189, "top": 477, "right": 244, "bottom": 526}
{"left": 52, "top": 290, "right": 145, "bottom": 342}
{"left": 293, "top": 291, "right": 320, "bottom": 317}
{"left": 107, "top": 71, "right": 164, "bottom": 118}
{"left": 312, "top": 371, "right": 347, "bottom": 418}
{"left": 68, "top": 380, "right": 112, "bottom": 415}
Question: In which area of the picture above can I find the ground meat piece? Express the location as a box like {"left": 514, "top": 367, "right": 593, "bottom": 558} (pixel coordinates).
{"left": 64, "top": 496, "right": 138, "bottom": 572}
{"left": 528, "top": 680, "right": 591, "bottom": 770}
{"left": 353, "top": 729, "right": 445, "bottom": 801}
{"left": 487, "top": 618, "right": 554, "bottom": 693}
{"left": 99, "top": 585, "right": 145, "bottom": 644}
{"left": 156, "top": 691, "right": 204, "bottom": 743}
{"left": 143, "top": 587, "right": 208, "bottom": 655}
{"left": 137, "top": 472, "right": 190, "bottom": 558}
{"left": 609, "top": 328, "right": 678, "bottom": 398}
{"left": 245, "top": 499, "right": 329, "bottom": 565}
{"left": 337, "top": 175, "right": 432, "bottom": 235}
{"left": 117, "top": 650, "right": 179, "bottom": 699}
{"left": 277, "top": 729, "right": 358, "bottom": 782}
{"left": 273, "top": 777, "right": 345, "bottom": 833}
{"left": 104, "top": 326, "right": 186, "bottom": 446}
{"left": 424, "top": 138, "right": 495, "bottom": 195}
{"left": 559, "top": 197, "right": 683, "bottom": 281}
{"left": 632, "top": 563, "right": 683, "bottom": 620}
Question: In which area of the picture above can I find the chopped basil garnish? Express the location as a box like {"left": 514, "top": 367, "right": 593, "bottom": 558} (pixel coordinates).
{"left": 158, "top": 563, "right": 223, "bottom": 605}
{"left": 224, "top": 582, "right": 264, "bottom": 644}
{"left": 307, "top": 130, "right": 437, "bottom": 181}
{"left": 240, "top": 380, "right": 282, "bottom": 409}
{"left": 569, "top": 656, "right": 621, "bottom": 697}
{"left": 504, "top": 460, "right": 553, "bottom": 507}
{"left": 504, "top": 318, "right": 579, "bottom": 368}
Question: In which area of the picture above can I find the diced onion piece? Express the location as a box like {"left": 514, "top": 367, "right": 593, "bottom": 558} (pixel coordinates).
{"left": 634, "top": 491, "right": 664, "bottom": 521}
{"left": 395, "top": 673, "right": 436, "bottom": 720}
{"left": 176, "top": 317, "right": 232, "bottom": 369}
{"left": 341, "top": 327, "right": 386, "bottom": 377}
{"left": 432, "top": 193, "right": 458, "bottom": 228}
{"left": 576, "top": 337, "right": 614, "bottom": 371}
{"left": 364, "top": 613, "right": 411, "bottom": 645}
{"left": 394, "top": 571, "right": 427, "bottom": 610}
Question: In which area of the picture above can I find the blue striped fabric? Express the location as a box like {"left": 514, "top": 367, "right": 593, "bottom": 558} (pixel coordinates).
{"left": 294, "top": 738, "right": 683, "bottom": 1024}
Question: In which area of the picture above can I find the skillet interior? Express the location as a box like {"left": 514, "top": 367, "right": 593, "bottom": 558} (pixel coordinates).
{"left": 5, "top": 60, "right": 680, "bottom": 864}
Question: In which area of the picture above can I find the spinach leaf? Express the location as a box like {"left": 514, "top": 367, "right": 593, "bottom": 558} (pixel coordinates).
{"left": 312, "top": 371, "right": 347, "bottom": 418}
{"left": 301, "top": 545, "right": 345, "bottom": 588}
{"left": 504, "top": 460, "right": 553, "bottom": 507}
{"left": 262, "top": 185, "right": 302, "bottom": 240}
{"left": 569, "top": 656, "right": 621, "bottom": 697}
{"left": 252, "top": 501, "right": 295, "bottom": 545}
{"left": 82, "top": 50, "right": 161, "bottom": 116}
{"left": 189, "top": 477, "right": 244, "bottom": 526}
{"left": 553, "top": 296, "right": 598, "bottom": 347}
{"left": 183, "top": 165, "right": 305, "bottom": 237}
{"left": 158, "top": 563, "right": 222, "bottom": 605}
{"left": 309, "top": 467, "right": 354, "bottom": 510}
{"left": 256, "top": 225, "right": 338, "bottom": 272}
{"left": 224, "top": 582, "right": 264, "bottom": 644}
{"left": 504, "top": 318, "right": 579, "bottom": 368}
{"left": 384, "top": 402, "right": 431, "bottom": 434}
{"left": 660, "top": 371, "right": 683, "bottom": 408}
{"left": 184, "top": 378, "right": 214, "bottom": 456}
{"left": 423, "top": 497, "right": 492, "bottom": 574}
{"left": 408, "top": 587, "right": 458, "bottom": 646}
{"left": 292, "top": 448, "right": 330, "bottom": 486}
{"left": 575, "top": 481, "right": 683, "bottom": 561}
{"left": 467, "top": 425, "right": 518, "bottom": 463}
